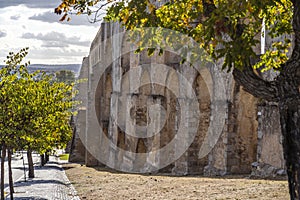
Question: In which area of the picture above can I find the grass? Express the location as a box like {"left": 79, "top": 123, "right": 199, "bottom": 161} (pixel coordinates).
{"left": 59, "top": 153, "right": 69, "bottom": 160}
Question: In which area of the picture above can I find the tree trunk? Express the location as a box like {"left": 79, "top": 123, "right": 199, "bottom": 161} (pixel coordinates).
{"left": 1, "top": 144, "right": 6, "bottom": 200}
{"left": 45, "top": 151, "right": 49, "bottom": 163}
{"left": 27, "top": 150, "right": 34, "bottom": 178}
{"left": 7, "top": 148, "right": 14, "bottom": 199}
{"left": 40, "top": 154, "right": 45, "bottom": 166}
{"left": 279, "top": 99, "right": 300, "bottom": 199}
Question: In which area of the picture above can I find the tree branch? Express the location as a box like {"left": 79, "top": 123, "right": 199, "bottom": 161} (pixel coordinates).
{"left": 232, "top": 64, "right": 279, "bottom": 102}
{"left": 289, "top": 1, "right": 300, "bottom": 62}
{"left": 236, "top": 1, "right": 300, "bottom": 103}
{"left": 277, "top": 1, "right": 300, "bottom": 99}
{"left": 202, "top": 0, "right": 216, "bottom": 17}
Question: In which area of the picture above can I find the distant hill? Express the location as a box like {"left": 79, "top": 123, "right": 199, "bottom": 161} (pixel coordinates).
{"left": 0, "top": 64, "right": 81, "bottom": 77}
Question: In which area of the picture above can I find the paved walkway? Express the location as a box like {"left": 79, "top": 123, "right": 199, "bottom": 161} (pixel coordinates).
{"left": 5, "top": 155, "right": 80, "bottom": 200}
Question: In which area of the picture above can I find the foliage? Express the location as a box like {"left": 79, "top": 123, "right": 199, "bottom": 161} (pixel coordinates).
{"left": 59, "top": 153, "right": 70, "bottom": 160}
{"left": 0, "top": 48, "right": 78, "bottom": 154}
{"left": 55, "top": 70, "right": 75, "bottom": 85}
{"left": 55, "top": 0, "right": 293, "bottom": 72}
{"left": 55, "top": 0, "right": 109, "bottom": 22}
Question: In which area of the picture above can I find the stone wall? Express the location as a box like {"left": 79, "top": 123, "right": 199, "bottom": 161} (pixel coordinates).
{"left": 68, "top": 57, "right": 88, "bottom": 163}
{"left": 249, "top": 32, "right": 290, "bottom": 177}
{"left": 250, "top": 103, "right": 286, "bottom": 177}
{"left": 70, "top": 22, "right": 285, "bottom": 176}
{"left": 227, "top": 86, "right": 258, "bottom": 174}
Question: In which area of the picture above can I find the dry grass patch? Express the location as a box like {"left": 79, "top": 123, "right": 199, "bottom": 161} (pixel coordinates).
{"left": 64, "top": 163, "right": 289, "bottom": 200}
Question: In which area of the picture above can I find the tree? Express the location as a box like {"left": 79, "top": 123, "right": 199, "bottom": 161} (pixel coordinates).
{"left": 18, "top": 74, "right": 76, "bottom": 178}
{"left": 55, "top": 70, "right": 75, "bottom": 85}
{"left": 0, "top": 49, "right": 77, "bottom": 199}
{"left": 0, "top": 48, "right": 30, "bottom": 200}
{"left": 55, "top": 0, "right": 300, "bottom": 199}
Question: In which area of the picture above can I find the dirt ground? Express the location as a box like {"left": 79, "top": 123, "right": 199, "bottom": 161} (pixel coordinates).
{"left": 63, "top": 163, "right": 289, "bottom": 200}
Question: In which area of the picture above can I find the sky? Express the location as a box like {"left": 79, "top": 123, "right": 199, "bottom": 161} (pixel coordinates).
{"left": 0, "top": 0, "right": 102, "bottom": 64}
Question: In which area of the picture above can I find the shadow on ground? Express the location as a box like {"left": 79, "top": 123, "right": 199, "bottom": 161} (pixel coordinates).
{"left": 8, "top": 197, "right": 48, "bottom": 200}
{"left": 63, "top": 162, "right": 287, "bottom": 181}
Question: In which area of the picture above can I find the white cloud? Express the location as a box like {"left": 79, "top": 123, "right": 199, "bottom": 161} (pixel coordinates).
{"left": 41, "top": 41, "right": 69, "bottom": 48}
{"left": 21, "top": 31, "right": 90, "bottom": 48}
{"left": 0, "top": 0, "right": 61, "bottom": 9}
{"left": 29, "top": 11, "right": 100, "bottom": 27}
{"left": 10, "top": 14, "right": 20, "bottom": 20}
{"left": 0, "top": 4, "right": 99, "bottom": 64}
{"left": 0, "top": 30, "right": 7, "bottom": 38}
{"left": 26, "top": 47, "right": 88, "bottom": 64}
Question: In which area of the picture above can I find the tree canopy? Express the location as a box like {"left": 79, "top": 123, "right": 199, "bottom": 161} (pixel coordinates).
{"left": 55, "top": 70, "right": 75, "bottom": 85}
{"left": 0, "top": 48, "right": 77, "bottom": 153}
{"left": 56, "top": 0, "right": 293, "bottom": 72}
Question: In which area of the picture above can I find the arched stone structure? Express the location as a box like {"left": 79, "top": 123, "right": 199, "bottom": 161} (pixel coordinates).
{"left": 69, "top": 22, "right": 285, "bottom": 177}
